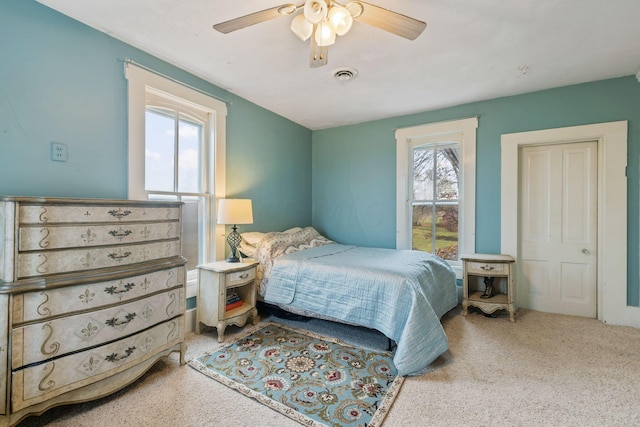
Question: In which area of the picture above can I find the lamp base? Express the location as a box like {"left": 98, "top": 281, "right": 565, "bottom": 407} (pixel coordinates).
{"left": 225, "top": 225, "right": 242, "bottom": 263}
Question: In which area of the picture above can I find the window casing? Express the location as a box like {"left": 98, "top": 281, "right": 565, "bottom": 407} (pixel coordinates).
{"left": 125, "top": 62, "right": 227, "bottom": 295}
{"left": 396, "top": 118, "right": 477, "bottom": 277}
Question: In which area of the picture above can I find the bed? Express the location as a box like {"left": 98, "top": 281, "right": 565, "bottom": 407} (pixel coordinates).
{"left": 240, "top": 227, "right": 458, "bottom": 376}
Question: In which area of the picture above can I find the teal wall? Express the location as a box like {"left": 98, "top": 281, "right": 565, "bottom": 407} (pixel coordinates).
{"left": 2, "top": 1, "right": 638, "bottom": 308}
{"left": 0, "top": 0, "right": 312, "bottom": 234}
{"left": 312, "top": 77, "right": 640, "bottom": 306}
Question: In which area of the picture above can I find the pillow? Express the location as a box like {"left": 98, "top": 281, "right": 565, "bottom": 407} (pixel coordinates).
{"left": 240, "top": 227, "right": 324, "bottom": 261}
{"left": 238, "top": 240, "right": 257, "bottom": 258}
{"left": 282, "top": 227, "right": 303, "bottom": 234}
{"left": 241, "top": 231, "right": 266, "bottom": 246}
{"left": 241, "top": 227, "right": 301, "bottom": 249}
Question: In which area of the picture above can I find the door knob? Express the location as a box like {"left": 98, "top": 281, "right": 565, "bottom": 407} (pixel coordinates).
{"left": 581, "top": 248, "right": 590, "bottom": 254}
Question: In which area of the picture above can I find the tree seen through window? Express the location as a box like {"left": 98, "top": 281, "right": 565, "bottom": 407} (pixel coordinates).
{"left": 412, "top": 143, "right": 460, "bottom": 260}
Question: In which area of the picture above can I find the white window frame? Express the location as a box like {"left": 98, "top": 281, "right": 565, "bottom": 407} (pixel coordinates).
{"left": 395, "top": 117, "right": 478, "bottom": 278}
{"left": 125, "top": 62, "right": 228, "bottom": 297}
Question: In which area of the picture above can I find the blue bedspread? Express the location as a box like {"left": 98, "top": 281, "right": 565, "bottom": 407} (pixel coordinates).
{"left": 263, "top": 243, "right": 458, "bottom": 376}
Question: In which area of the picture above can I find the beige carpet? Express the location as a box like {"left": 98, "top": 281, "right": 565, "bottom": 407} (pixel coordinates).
{"left": 17, "top": 307, "right": 640, "bottom": 426}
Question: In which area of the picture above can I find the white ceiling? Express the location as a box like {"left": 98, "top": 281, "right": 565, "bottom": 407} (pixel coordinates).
{"left": 37, "top": 0, "right": 640, "bottom": 130}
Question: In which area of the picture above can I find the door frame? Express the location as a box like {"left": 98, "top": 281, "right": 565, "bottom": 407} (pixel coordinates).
{"left": 501, "top": 121, "right": 635, "bottom": 326}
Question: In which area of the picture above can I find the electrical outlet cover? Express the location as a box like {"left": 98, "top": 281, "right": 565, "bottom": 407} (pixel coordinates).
{"left": 51, "top": 142, "right": 68, "bottom": 162}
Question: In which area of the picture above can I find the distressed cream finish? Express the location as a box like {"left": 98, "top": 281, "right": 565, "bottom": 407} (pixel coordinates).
{"left": 13, "top": 287, "right": 184, "bottom": 367}
{"left": 462, "top": 254, "right": 516, "bottom": 322}
{"left": 196, "top": 260, "right": 259, "bottom": 341}
{"left": 12, "top": 265, "right": 182, "bottom": 323}
{"left": 0, "top": 197, "right": 186, "bottom": 427}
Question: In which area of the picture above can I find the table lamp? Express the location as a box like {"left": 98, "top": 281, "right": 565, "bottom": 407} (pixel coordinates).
{"left": 216, "top": 199, "right": 253, "bottom": 262}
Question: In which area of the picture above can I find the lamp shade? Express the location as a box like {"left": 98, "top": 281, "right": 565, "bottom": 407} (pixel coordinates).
{"left": 216, "top": 199, "right": 253, "bottom": 225}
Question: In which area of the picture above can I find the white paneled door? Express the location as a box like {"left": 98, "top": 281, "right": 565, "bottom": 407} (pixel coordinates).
{"left": 519, "top": 141, "right": 597, "bottom": 317}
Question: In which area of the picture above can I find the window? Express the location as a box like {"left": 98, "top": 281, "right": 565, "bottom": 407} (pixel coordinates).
{"left": 144, "top": 90, "right": 210, "bottom": 274}
{"left": 411, "top": 140, "right": 460, "bottom": 260}
{"left": 125, "top": 62, "right": 227, "bottom": 295}
{"left": 396, "top": 118, "right": 477, "bottom": 276}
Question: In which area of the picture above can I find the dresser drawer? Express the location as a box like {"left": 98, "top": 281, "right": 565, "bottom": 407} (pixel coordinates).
{"left": 12, "top": 265, "right": 185, "bottom": 324}
{"left": 17, "top": 240, "right": 181, "bottom": 279}
{"left": 225, "top": 267, "right": 256, "bottom": 287}
{"left": 11, "top": 317, "right": 184, "bottom": 411}
{"left": 465, "top": 261, "right": 508, "bottom": 276}
{"left": 18, "top": 221, "right": 180, "bottom": 251}
{"left": 18, "top": 204, "right": 180, "bottom": 225}
{"left": 12, "top": 288, "right": 184, "bottom": 368}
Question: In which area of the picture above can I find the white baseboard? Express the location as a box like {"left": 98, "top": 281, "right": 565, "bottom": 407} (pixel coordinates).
{"left": 604, "top": 305, "right": 640, "bottom": 328}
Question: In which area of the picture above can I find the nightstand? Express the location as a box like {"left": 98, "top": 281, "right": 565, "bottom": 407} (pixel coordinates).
{"left": 196, "top": 260, "right": 259, "bottom": 341}
{"left": 461, "top": 254, "right": 516, "bottom": 322}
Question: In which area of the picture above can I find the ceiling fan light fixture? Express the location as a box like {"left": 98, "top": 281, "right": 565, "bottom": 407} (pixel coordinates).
{"left": 290, "top": 13, "right": 313, "bottom": 41}
{"left": 328, "top": 4, "right": 353, "bottom": 36}
{"left": 304, "top": 0, "right": 328, "bottom": 24}
{"left": 277, "top": 4, "right": 298, "bottom": 15}
{"left": 345, "top": 1, "right": 364, "bottom": 19}
{"left": 315, "top": 19, "right": 336, "bottom": 46}
{"left": 211, "top": 0, "right": 426, "bottom": 68}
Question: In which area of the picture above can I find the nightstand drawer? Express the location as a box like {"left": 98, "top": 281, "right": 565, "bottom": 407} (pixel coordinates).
{"left": 226, "top": 268, "right": 256, "bottom": 287}
{"left": 466, "top": 261, "right": 508, "bottom": 275}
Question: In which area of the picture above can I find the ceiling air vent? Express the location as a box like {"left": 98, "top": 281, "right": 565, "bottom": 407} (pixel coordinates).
{"left": 333, "top": 67, "right": 358, "bottom": 81}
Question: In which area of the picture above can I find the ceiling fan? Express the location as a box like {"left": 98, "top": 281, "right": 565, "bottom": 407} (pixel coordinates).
{"left": 213, "top": 1, "right": 426, "bottom": 68}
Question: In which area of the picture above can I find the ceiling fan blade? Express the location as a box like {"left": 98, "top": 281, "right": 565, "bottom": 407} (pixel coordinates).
{"left": 213, "top": 4, "right": 301, "bottom": 34}
{"left": 309, "top": 32, "right": 329, "bottom": 68}
{"left": 355, "top": 1, "right": 426, "bottom": 40}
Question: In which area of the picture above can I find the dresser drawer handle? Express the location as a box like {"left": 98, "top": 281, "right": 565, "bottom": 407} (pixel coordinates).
{"left": 104, "top": 281, "right": 136, "bottom": 296}
{"left": 108, "top": 229, "right": 133, "bottom": 239}
{"left": 108, "top": 251, "right": 132, "bottom": 261}
{"left": 105, "top": 346, "right": 136, "bottom": 363}
{"left": 239, "top": 273, "right": 250, "bottom": 279}
{"left": 107, "top": 208, "right": 132, "bottom": 220}
{"left": 105, "top": 312, "right": 137, "bottom": 328}
{"left": 480, "top": 265, "right": 495, "bottom": 271}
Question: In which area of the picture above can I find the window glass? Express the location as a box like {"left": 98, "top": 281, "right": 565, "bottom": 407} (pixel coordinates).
{"left": 145, "top": 109, "right": 176, "bottom": 192}
{"left": 144, "top": 103, "right": 209, "bottom": 270}
{"left": 411, "top": 143, "right": 460, "bottom": 260}
{"left": 178, "top": 118, "right": 202, "bottom": 193}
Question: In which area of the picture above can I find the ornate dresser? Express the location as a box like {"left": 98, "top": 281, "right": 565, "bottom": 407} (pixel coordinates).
{"left": 0, "top": 197, "right": 186, "bottom": 426}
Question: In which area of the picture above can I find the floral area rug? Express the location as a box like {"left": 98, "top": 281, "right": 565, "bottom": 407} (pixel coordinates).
{"left": 188, "top": 322, "right": 404, "bottom": 427}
